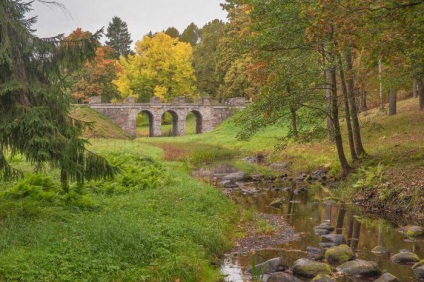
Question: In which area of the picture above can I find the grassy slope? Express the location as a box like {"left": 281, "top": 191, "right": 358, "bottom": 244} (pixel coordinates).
{"left": 70, "top": 106, "right": 131, "bottom": 139}
{"left": 0, "top": 140, "right": 239, "bottom": 281}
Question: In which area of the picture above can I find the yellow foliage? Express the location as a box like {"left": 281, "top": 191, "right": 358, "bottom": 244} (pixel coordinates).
{"left": 114, "top": 32, "right": 197, "bottom": 102}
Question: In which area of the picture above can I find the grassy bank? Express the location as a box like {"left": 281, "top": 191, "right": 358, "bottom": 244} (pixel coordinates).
{"left": 0, "top": 141, "right": 239, "bottom": 281}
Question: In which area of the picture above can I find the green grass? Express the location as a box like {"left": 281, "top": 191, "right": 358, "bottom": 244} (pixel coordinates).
{"left": 0, "top": 141, "right": 239, "bottom": 281}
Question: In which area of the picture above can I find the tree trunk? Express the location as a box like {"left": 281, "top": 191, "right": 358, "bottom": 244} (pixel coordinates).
{"left": 330, "top": 63, "right": 351, "bottom": 176}
{"left": 345, "top": 49, "right": 366, "bottom": 156}
{"left": 323, "top": 55, "right": 335, "bottom": 143}
{"left": 419, "top": 80, "right": 424, "bottom": 110}
{"left": 336, "top": 205, "right": 346, "bottom": 235}
{"left": 388, "top": 89, "right": 397, "bottom": 116}
{"left": 378, "top": 58, "right": 384, "bottom": 110}
{"left": 338, "top": 53, "right": 357, "bottom": 161}
{"left": 413, "top": 79, "right": 418, "bottom": 98}
{"left": 290, "top": 106, "right": 298, "bottom": 139}
{"left": 360, "top": 90, "right": 367, "bottom": 112}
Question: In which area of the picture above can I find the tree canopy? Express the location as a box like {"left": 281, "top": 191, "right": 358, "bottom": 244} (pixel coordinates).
{"left": 105, "top": 16, "right": 133, "bottom": 59}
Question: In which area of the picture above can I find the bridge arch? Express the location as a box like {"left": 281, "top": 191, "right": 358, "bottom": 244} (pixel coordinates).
{"left": 137, "top": 109, "right": 155, "bottom": 137}
{"left": 188, "top": 110, "right": 203, "bottom": 134}
{"left": 161, "top": 110, "right": 182, "bottom": 137}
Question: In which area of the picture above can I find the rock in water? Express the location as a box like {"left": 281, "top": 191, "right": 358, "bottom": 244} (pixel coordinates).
{"left": 414, "top": 266, "right": 424, "bottom": 281}
{"left": 336, "top": 259, "right": 381, "bottom": 277}
{"left": 267, "top": 272, "right": 302, "bottom": 282}
{"left": 321, "top": 234, "right": 346, "bottom": 245}
{"left": 292, "top": 258, "right": 332, "bottom": 278}
{"left": 247, "top": 257, "right": 288, "bottom": 274}
{"left": 325, "top": 244, "right": 355, "bottom": 265}
{"left": 390, "top": 251, "right": 420, "bottom": 264}
{"left": 374, "top": 272, "right": 400, "bottom": 282}
{"left": 312, "top": 274, "right": 336, "bottom": 282}
{"left": 405, "top": 225, "right": 424, "bottom": 237}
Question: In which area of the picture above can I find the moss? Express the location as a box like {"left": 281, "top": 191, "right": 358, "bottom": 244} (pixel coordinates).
{"left": 293, "top": 259, "right": 332, "bottom": 278}
{"left": 406, "top": 226, "right": 424, "bottom": 237}
{"left": 413, "top": 260, "right": 424, "bottom": 270}
{"left": 325, "top": 244, "right": 355, "bottom": 265}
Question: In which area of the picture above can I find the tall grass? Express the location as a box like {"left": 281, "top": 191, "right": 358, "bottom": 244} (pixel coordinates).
{"left": 0, "top": 141, "right": 239, "bottom": 281}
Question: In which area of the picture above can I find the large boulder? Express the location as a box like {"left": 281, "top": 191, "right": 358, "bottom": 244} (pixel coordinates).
{"left": 405, "top": 225, "right": 424, "bottom": 237}
{"left": 292, "top": 258, "right": 332, "bottom": 278}
{"left": 325, "top": 244, "right": 355, "bottom": 265}
{"left": 390, "top": 251, "right": 420, "bottom": 264}
{"left": 247, "top": 257, "right": 288, "bottom": 274}
{"left": 267, "top": 272, "right": 302, "bottom": 282}
{"left": 321, "top": 234, "right": 346, "bottom": 246}
{"left": 336, "top": 259, "right": 381, "bottom": 277}
{"left": 414, "top": 266, "right": 424, "bottom": 281}
{"left": 374, "top": 273, "right": 400, "bottom": 282}
{"left": 311, "top": 274, "right": 336, "bottom": 282}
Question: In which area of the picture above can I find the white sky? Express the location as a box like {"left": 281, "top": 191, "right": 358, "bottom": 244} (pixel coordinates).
{"left": 29, "top": 0, "right": 227, "bottom": 45}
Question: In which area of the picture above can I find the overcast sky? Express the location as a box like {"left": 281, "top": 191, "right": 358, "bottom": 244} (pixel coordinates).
{"left": 29, "top": 0, "right": 227, "bottom": 44}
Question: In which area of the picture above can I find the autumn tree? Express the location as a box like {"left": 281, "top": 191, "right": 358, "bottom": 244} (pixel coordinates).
{"left": 71, "top": 46, "right": 123, "bottom": 103}
{"left": 114, "top": 32, "right": 197, "bottom": 102}
{"left": 105, "top": 16, "right": 133, "bottom": 59}
{"left": 0, "top": 0, "right": 117, "bottom": 190}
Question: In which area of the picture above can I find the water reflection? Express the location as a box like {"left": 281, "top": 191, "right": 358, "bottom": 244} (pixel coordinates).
{"left": 195, "top": 163, "right": 423, "bottom": 281}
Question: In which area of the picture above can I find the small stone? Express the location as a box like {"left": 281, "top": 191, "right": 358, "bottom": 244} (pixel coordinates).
{"left": 270, "top": 198, "right": 284, "bottom": 208}
{"left": 321, "top": 234, "right": 346, "bottom": 246}
{"left": 413, "top": 259, "right": 424, "bottom": 269}
{"left": 267, "top": 272, "right": 302, "bottom": 282}
{"left": 371, "top": 245, "right": 391, "bottom": 255}
{"left": 319, "top": 242, "right": 337, "bottom": 249}
{"left": 312, "top": 273, "right": 336, "bottom": 282}
{"left": 247, "top": 257, "right": 288, "bottom": 274}
{"left": 405, "top": 225, "right": 424, "bottom": 237}
{"left": 336, "top": 259, "right": 381, "bottom": 277}
{"left": 292, "top": 258, "right": 332, "bottom": 278}
{"left": 325, "top": 244, "right": 355, "bottom": 265}
{"left": 315, "top": 223, "right": 335, "bottom": 232}
{"left": 374, "top": 272, "right": 400, "bottom": 282}
{"left": 390, "top": 251, "right": 420, "bottom": 264}
{"left": 220, "top": 180, "right": 239, "bottom": 188}
{"left": 314, "top": 228, "right": 331, "bottom": 235}
{"left": 307, "top": 246, "right": 325, "bottom": 261}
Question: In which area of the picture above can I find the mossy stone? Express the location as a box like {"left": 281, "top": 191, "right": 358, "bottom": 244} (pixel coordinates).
{"left": 292, "top": 258, "right": 332, "bottom": 278}
{"left": 325, "top": 244, "right": 355, "bottom": 265}
{"left": 406, "top": 225, "right": 424, "bottom": 237}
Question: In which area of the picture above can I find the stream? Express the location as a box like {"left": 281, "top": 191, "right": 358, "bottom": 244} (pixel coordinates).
{"left": 194, "top": 162, "right": 424, "bottom": 282}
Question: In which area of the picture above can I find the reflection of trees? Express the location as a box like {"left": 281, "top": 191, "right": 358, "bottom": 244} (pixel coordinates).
{"left": 336, "top": 205, "right": 346, "bottom": 234}
{"left": 351, "top": 217, "right": 362, "bottom": 250}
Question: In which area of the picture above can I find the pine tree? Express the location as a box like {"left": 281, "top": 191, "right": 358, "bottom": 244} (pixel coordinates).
{"left": 105, "top": 16, "right": 133, "bottom": 59}
{"left": 0, "top": 0, "right": 118, "bottom": 191}
{"left": 180, "top": 23, "right": 200, "bottom": 46}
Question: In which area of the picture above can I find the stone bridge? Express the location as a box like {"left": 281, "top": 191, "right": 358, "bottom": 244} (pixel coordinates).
{"left": 88, "top": 96, "right": 247, "bottom": 138}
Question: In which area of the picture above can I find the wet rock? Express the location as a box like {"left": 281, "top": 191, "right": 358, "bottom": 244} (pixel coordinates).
{"left": 315, "top": 222, "right": 335, "bottom": 232}
{"left": 270, "top": 162, "right": 290, "bottom": 171}
{"left": 270, "top": 198, "right": 284, "bottom": 208}
{"left": 413, "top": 259, "right": 424, "bottom": 269}
{"left": 267, "top": 272, "right": 302, "bottom": 282}
{"left": 307, "top": 246, "right": 325, "bottom": 261}
{"left": 374, "top": 273, "right": 400, "bottom": 282}
{"left": 371, "top": 246, "right": 391, "bottom": 255}
{"left": 243, "top": 157, "right": 257, "bottom": 163}
{"left": 336, "top": 259, "right": 381, "bottom": 277}
{"left": 292, "top": 258, "right": 332, "bottom": 278}
{"left": 325, "top": 244, "right": 355, "bottom": 265}
{"left": 321, "top": 234, "right": 346, "bottom": 246}
{"left": 311, "top": 274, "right": 336, "bottom": 282}
{"left": 223, "top": 171, "right": 251, "bottom": 182}
{"left": 405, "top": 225, "right": 424, "bottom": 237}
{"left": 315, "top": 228, "right": 331, "bottom": 235}
{"left": 319, "top": 242, "right": 337, "bottom": 249}
{"left": 390, "top": 251, "right": 420, "bottom": 264}
{"left": 414, "top": 266, "right": 424, "bottom": 281}
{"left": 220, "top": 180, "right": 239, "bottom": 188}
{"left": 247, "top": 257, "right": 288, "bottom": 274}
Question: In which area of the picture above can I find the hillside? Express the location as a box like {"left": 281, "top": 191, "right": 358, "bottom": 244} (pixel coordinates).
{"left": 70, "top": 106, "right": 131, "bottom": 140}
